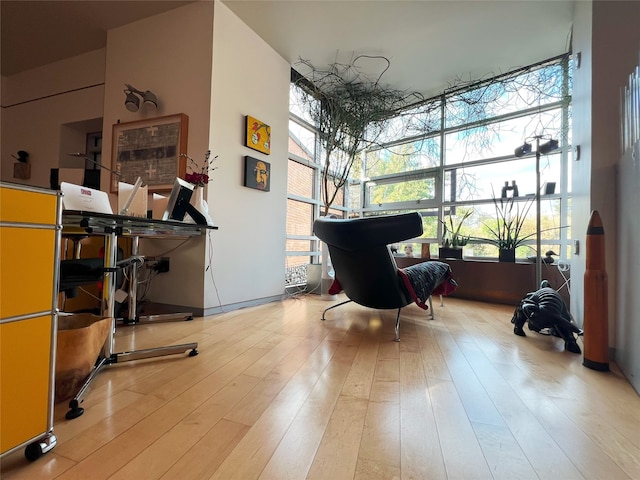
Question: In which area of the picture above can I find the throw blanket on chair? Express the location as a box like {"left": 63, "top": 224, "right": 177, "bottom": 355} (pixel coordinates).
{"left": 397, "top": 261, "right": 457, "bottom": 310}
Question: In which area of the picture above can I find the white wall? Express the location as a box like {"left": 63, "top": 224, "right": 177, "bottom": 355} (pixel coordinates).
{"left": 101, "top": 2, "right": 215, "bottom": 309}
{"left": 591, "top": 1, "right": 640, "bottom": 343}
{"left": 572, "top": 1, "right": 640, "bottom": 386}
{"left": 617, "top": 142, "right": 640, "bottom": 392}
{"left": 1, "top": 50, "right": 106, "bottom": 187}
{"left": 569, "top": 0, "right": 593, "bottom": 325}
{"left": 102, "top": 0, "right": 290, "bottom": 312}
{"left": 592, "top": 1, "right": 640, "bottom": 389}
{"left": 204, "top": 1, "right": 290, "bottom": 309}
{"left": 2, "top": 0, "right": 291, "bottom": 314}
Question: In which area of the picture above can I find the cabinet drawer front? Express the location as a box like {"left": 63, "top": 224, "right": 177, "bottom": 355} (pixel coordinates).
{"left": 0, "top": 228, "right": 56, "bottom": 319}
{"left": 0, "top": 315, "right": 52, "bottom": 453}
{"left": 0, "top": 187, "right": 58, "bottom": 225}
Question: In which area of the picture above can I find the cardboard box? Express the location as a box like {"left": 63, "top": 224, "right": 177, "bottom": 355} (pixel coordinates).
{"left": 55, "top": 313, "right": 112, "bottom": 403}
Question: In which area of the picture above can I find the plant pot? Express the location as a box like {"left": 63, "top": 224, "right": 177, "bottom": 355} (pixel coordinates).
{"left": 439, "top": 247, "right": 463, "bottom": 260}
{"left": 498, "top": 248, "right": 516, "bottom": 262}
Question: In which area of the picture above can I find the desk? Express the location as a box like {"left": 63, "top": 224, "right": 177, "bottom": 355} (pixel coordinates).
{"left": 60, "top": 210, "right": 218, "bottom": 419}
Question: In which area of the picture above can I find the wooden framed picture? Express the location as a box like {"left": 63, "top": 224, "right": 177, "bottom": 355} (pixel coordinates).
{"left": 111, "top": 113, "right": 189, "bottom": 192}
{"left": 245, "top": 115, "right": 271, "bottom": 155}
{"left": 243, "top": 156, "right": 270, "bottom": 192}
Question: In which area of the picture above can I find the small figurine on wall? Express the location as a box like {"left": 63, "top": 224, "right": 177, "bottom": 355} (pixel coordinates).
{"left": 12, "top": 150, "right": 31, "bottom": 180}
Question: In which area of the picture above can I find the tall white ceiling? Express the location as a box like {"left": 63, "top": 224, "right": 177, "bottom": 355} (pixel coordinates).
{"left": 2, "top": 0, "right": 575, "bottom": 98}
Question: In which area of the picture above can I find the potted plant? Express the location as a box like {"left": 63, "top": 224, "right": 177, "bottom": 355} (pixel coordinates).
{"left": 438, "top": 210, "right": 472, "bottom": 260}
{"left": 480, "top": 192, "right": 536, "bottom": 262}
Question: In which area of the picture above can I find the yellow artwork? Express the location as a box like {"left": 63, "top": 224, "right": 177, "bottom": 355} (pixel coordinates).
{"left": 245, "top": 115, "right": 271, "bottom": 155}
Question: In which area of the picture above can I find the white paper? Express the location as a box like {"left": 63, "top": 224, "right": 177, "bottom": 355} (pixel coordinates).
{"left": 118, "top": 179, "right": 148, "bottom": 217}
{"left": 152, "top": 193, "right": 169, "bottom": 220}
{"left": 60, "top": 182, "right": 113, "bottom": 214}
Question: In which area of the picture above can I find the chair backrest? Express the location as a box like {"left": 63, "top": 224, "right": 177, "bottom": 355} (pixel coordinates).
{"left": 313, "top": 213, "right": 423, "bottom": 310}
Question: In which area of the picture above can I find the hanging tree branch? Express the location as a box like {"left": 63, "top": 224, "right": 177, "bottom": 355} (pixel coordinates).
{"left": 293, "top": 54, "right": 423, "bottom": 215}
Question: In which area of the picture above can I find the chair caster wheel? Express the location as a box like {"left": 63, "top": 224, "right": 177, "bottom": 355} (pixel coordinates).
{"left": 189, "top": 349, "right": 199, "bottom": 357}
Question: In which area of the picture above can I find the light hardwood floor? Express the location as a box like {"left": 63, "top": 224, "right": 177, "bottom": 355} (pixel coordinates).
{"left": 2, "top": 295, "right": 639, "bottom": 479}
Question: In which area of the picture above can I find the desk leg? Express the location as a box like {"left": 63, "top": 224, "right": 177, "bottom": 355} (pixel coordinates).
{"left": 123, "top": 235, "right": 194, "bottom": 324}
{"left": 102, "top": 230, "right": 117, "bottom": 358}
{"left": 127, "top": 236, "right": 139, "bottom": 322}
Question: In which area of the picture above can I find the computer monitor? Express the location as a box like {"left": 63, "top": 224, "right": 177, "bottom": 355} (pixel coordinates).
{"left": 161, "top": 177, "right": 207, "bottom": 224}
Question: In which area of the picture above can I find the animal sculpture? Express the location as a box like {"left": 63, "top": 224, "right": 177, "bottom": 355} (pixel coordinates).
{"left": 511, "top": 281, "right": 583, "bottom": 353}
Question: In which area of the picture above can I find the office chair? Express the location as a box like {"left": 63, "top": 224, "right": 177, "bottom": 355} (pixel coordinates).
{"left": 313, "top": 213, "right": 457, "bottom": 341}
{"left": 59, "top": 255, "right": 142, "bottom": 299}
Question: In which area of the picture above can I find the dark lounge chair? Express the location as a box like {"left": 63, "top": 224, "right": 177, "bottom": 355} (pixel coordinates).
{"left": 313, "top": 213, "right": 457, "bottom": 341}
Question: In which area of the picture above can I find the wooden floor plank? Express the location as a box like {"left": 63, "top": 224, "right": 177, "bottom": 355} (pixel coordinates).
{"left": 399, "top": 351, "right": 447, "bottom": 480}
{"left": 108, "top": 373, "right": 261, "bottom": 480}
{"left": 208, "top": 327, "right": 361, "bottom": 480}
{"left": 305, "top": 395, "right": 369, "bottom": 480}
{"left": 2, "top": 296, "right": 639, "bottom": 480}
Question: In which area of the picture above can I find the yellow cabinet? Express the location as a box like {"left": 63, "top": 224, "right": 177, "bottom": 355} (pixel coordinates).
{"left": 0, "top": 182, "right": 61, "bottom": 460}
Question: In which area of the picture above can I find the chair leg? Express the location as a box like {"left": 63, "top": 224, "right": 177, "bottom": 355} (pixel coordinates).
{"left": 428, "top": 295, "right": 435, "bottom": 319}
{"left": 321, "top": 299, "right": 353, "bottom": 320}
{"left": 394, "top": 307, "right": 402, "bottom": 342}
{"left": 440, "top": 294, "right": 444, "bottom": 307}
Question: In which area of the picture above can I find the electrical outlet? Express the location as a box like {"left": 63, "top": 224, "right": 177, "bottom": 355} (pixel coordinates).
{"left": 155, "top": 257, "right": 170, "bottom": 273}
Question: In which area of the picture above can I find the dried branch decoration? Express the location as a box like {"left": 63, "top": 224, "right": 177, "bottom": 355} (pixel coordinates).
{"left": 293, "top": 54, "right": 423, "bottom": 215}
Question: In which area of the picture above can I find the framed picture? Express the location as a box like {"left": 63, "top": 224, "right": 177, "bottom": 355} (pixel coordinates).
{"left": 111, "top": 113, "right": 189, "bottom": 193}
{"left": 244, "top": 156, "right": 270, "bottom": 192}
{"left": 245, "top": 115, "right": 271, "bottom": 155}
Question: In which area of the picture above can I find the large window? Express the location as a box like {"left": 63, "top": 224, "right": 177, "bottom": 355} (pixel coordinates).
{"left": 286, "top": 54, "right": 572, "bottom": 284}
{"left": 361, "top": 55, "right": 572, "bottom": 261}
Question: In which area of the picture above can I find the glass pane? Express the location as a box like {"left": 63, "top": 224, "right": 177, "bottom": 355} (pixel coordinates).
{"left": 368, "top": 177, "right": 436, "bottom": 205}
{"left": 445, "top": 109, "right": 563, "bottom": 165}
{"left": 566, "top": 197, "right": 572, "bottom": 241}
{"left": 289, "top": 120, "right": 316, "bottom": 161}
{"left": 348, "top": 182, "right": 361, "bottom": 212}
{"left": 322, "top": 173, "right": 345, "bottom": 209}
{"left": 286, "top": 199, "right": 313, "bottom": 236}
{"left": 289, "top": 83, "right": 316, "bottom": 124}
{"left": 363, "top": 208, "right": 438, "bottom": 240}
{"left": 444, "top": 154, "right": 561, "bottom": 203}
{"left": 286, "top": 239, "right": 313, "bottom": 253}
{"left": 326, "top": 207, "right": 346, "bottom": 219}
{"left": 365, "top": 136, "right": 440, "bottom": 177}
{"left": 288, "top": 159, "right": 314, "bottom": 198}
{"left": 539, "top": 198, "right": 565, "bottom": 240}
{"left": 446, "top": 62, "right": 566, "bottom": 128}
{"left": 376, "top": 101, "right": 442, "bottom": 143}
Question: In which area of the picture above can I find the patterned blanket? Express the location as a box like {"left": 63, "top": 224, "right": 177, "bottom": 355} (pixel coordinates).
{"left": 397, "top": 261, "right": 458, "bottom": 310}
